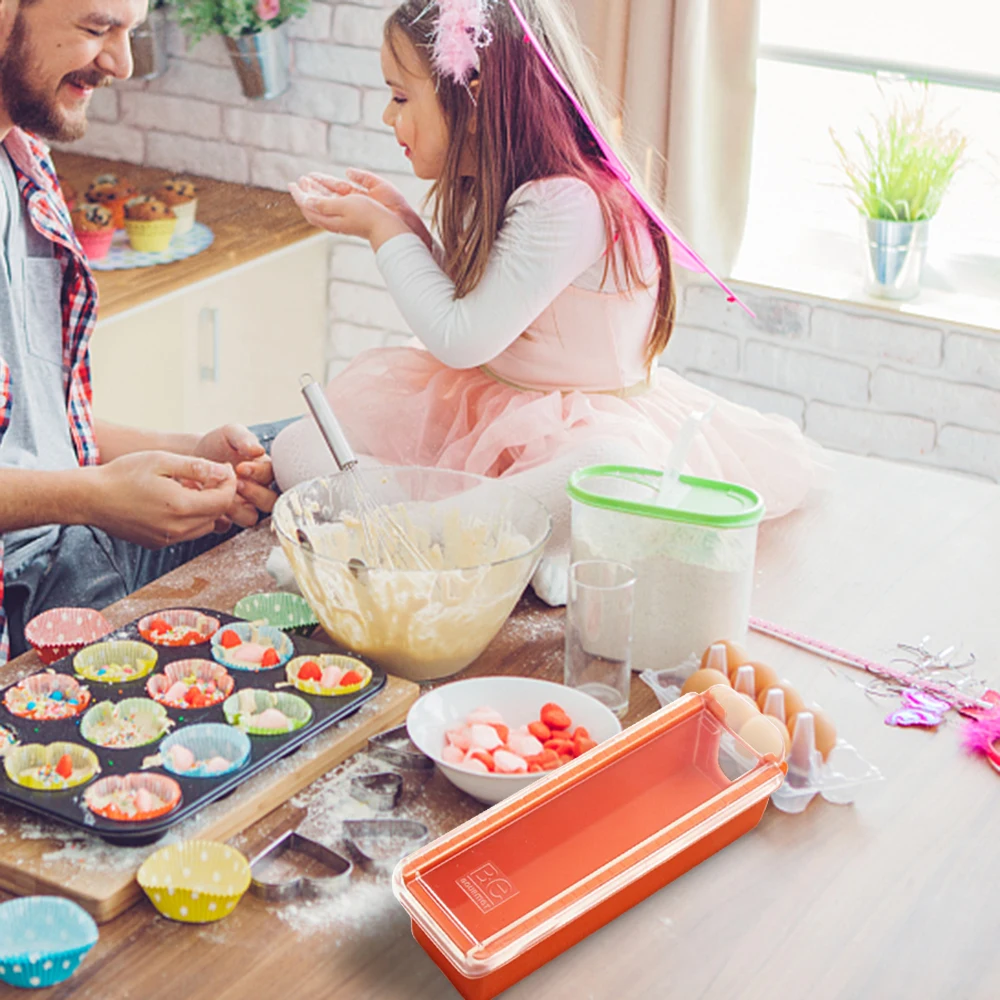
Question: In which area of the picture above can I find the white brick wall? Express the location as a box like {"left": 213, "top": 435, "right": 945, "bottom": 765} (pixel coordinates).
{"left": 56, "top": 1, "right": 999, "bottom": 484}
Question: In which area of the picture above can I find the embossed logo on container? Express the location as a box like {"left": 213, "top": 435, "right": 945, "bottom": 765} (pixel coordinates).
{"left": 457, "top": 863, "right": 518, "bottom": 914}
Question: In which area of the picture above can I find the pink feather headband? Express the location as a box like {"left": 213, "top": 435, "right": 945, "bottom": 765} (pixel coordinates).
{"left": 426, "top": 0, "right": 746, "bottom": 310}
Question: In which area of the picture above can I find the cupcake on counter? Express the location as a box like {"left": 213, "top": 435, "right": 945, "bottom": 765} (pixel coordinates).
{"left": 85, "top": 173, "right": 137, "bottom": 229}
{"left": 124, "top": 195, "right": 177, "bottom": 253}
{"left": 153, "top": 177, "right": 198, "bottom": 237}
{"left": 70, "top": 202, "right": 115, "bottom": 261}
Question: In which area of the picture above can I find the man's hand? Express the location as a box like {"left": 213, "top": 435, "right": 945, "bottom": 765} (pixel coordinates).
{"left": 83, "top": 452, "right": 238, "bottom": 549}
{"left": 194, "top": 424, "right": 277, "bottom": 530}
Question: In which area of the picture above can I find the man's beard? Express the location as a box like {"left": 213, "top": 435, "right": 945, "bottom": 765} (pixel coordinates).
{"left": 0, "top": 13, "right": 110, "bottom": 142}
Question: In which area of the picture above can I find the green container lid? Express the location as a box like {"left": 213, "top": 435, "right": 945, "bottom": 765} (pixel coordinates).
{"left": 567, "top": 464, "right": 765, "bottom": 529}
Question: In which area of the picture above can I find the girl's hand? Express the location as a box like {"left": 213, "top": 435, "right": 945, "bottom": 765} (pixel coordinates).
{"left": 289, "top": 178, "right": 410, "bottom": 249}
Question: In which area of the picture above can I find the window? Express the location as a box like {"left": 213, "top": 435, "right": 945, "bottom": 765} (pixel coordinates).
{"left": 735, "top": 0, "right": 1000, "bottom": 310}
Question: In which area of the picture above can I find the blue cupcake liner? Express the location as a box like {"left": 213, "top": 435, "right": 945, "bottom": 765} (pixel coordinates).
{"left": 210, "top": 622, "right": 294, "bottom": 672}
{"left": 159, "top": 723, "right": 251, "bottom": 779}
{"left": 0, "top": 896, "right": 98, "bottom": 989}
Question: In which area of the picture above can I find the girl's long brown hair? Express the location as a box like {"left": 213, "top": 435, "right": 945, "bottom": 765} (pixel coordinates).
{"left": 386, "top": 0, "right": 676, "bottom": 371}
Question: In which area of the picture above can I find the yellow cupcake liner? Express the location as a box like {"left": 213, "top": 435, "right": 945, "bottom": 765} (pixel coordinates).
{"left": 137, "top": 840, "right": 250, "bottom": 923}
{"left": 285, "top": 655, "right": 373, "bottom": 697}
{"left": 74, "top": 640, "right": 157, "bottom": 684}
{"left": 80, "top": 698, "right": 173, "bottom": 750}
{"left": 125, "top": 217, "right": 177, "bottom": 253}
{"left": 4, "top": 742, "right": 100, "bottom": 791}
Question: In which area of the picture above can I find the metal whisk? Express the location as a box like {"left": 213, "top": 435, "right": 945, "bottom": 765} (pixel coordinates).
{"left": 300, "top": 375, "right": 431, "bottom": 571}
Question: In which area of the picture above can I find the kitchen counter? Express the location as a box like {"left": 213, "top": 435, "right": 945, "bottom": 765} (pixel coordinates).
{"left": 52, "top": 152, "right": 319, "bottom": 320}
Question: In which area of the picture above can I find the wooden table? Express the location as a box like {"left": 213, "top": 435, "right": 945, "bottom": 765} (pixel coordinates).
{"left": 52, "top": 152, "right": 317, "bottom": 320}
{"left": 2, "top": 451, "right": 998, "bottom": 999}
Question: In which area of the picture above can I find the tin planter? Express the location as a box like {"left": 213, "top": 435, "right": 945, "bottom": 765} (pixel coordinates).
{"left": 224, "top": 24, "right": 290, "bottom": 101}
{"left": 863, "top": 217, "right": 929, "bottom": 301}
{"left": 130, "top": 5, "right": 169, "bottom": 81}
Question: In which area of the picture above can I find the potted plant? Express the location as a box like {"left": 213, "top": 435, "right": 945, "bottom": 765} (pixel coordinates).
{"left": 832, "top": 93, "right": 967, "bottom": 300}
{"left": 131, "top": 0, "right": 170, "bottom": 81}
{"left": 173, "top": 0, "right": 311, "bottom": 100}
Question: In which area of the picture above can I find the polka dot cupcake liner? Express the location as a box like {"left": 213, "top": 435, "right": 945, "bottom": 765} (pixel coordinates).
{"left": 24, "top": 607, "right": 112, "bottom": 665}
{"left": 137, "top": 840, "right": 251, "bottom": 923}
{"left": 146, "top": 659, "right": 234, "bottom": 710}
{"left": 159, "top": 723, "right": 251, "bottom": 779}
{"left": 73, "top": 640, "right": 157, "bottom": 684}
{"left": 0, "top": 896, "right": 98, "bottom": 989}
{"left": 3, "top": 672, "right": 91, "bottom": 721}
{"left": 137, "top": 610, "right": 221, "bottom": 647}
{"left": 80, "top": 698, "right": 173, "bottom": 750}
{"left": 233, "top": 591, "right": 318, "bottom": 637}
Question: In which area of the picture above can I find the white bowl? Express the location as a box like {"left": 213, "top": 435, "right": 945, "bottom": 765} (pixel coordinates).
{"left": 406, "top": 676, "right": 623, "bottom": 805}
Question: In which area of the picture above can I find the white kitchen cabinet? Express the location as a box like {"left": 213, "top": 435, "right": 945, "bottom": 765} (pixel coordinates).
{"left": 89, "top": 235, "right": 329, "bottom": 434}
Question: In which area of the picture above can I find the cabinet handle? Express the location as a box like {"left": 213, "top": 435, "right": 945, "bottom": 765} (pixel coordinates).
{"left": 199, "top": 307, "right": 221, "bottom": 383}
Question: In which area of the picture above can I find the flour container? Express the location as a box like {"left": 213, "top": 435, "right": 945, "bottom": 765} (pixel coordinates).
{"left": 568, "top": 465, "right": 764, "bottom": 673}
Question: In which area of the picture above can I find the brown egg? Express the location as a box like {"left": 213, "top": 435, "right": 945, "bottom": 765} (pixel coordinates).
{"left": 756, "top": 680, "right": 805, "bottom": 719}
{"left": 681, "top": 668, "right": 731, "bottom": 695}
{"left": 732, "top": 660, "right": 781, "bottom": 696}
{"left": 707, "top": 684, "right": 759, "bottom": 732}
{"left": 792, "top": 704, "right": 837, "bottom": 760}
{"left": 700, "top": 640, "right": 750, "bottom": 674}
{"left": 738, "top": 715, "right": 786, "bottom": 760}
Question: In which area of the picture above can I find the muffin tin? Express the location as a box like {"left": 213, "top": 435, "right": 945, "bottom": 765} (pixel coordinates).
{"left": 0, "top": 607, "right": 385, "bottom": 845}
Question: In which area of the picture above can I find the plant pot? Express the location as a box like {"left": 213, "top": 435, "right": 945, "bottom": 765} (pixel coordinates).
{"left": 863, "top": 218, "right": 929, "bottom": 301}
{"left": 130, "top": 6, "right": 169, "bottom": 81}
{"left": 224, "top": 25, "right": 290, "bottom": 101}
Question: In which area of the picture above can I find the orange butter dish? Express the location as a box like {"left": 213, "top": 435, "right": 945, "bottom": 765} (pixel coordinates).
{"left": 393, "top": 691, "right": 785, "bottom": 1000}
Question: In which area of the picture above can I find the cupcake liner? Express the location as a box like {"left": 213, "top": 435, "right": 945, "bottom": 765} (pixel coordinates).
{"left": 0, "top": 896, "right": 98, "bottom": 989}
{"left": 138, "top": 610, "right": 221, "bottom": 647}
{"left": 146, "top": 659, "right": 233, "bottom": 710}
{"left": 73, "top": 640, "right": 157, "bottom": 684}
{"left": 4, "top": 742, "right": 100, "bottom": 791}
{"left": 80, "top": 698, "right": 173, "bottom": 750}
{"left": 170, "top": 199, "right": 198, "bottom": 237}
{"left": 74, "top": 229, "right": 115, "bottom": 262}
{"left": 137, "top": 840, "right": 251, "bottom": 923}
{"left": 285, "top": 655, "right": 372, "bottom": 697}
{"left": 0, "top": 724, "right": 17, "bottom": 754}
{"left": 222, "top": 689, "right": 313, "bottom": 736}
{"left": 84, "top": 773, "right": 182, "bottom": 823}
{"left": 233, "top": 592, "right": 318, "bottom": 637}
{"left": 24, "top": 607, "right": 112, "bottom": 665}
{"left": 210, "top": 622, "right": 294, "bottom": 672}
{"left": 159, "top": 724, "right": 251, "bottom": 779}
{"left": 125, "top": 217, "right": 177, "bottom": 252}
{"left": 3, "top": 672, "right": 91, "bottom": 721}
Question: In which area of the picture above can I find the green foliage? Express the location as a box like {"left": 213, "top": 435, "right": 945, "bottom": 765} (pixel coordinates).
{"left": 172, "top": 0, "right": 311, "bottom": 43}
{"left": 831, "top": 91, "right": 967, "bottom": 223}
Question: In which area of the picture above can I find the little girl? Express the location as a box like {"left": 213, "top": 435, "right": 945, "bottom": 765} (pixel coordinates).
{"left": 272, "top": 0, "right": 820, "bottom": 603}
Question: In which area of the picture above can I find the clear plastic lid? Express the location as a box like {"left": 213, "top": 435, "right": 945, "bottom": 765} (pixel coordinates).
{"left": 393, "top": 694, "right": 784, "bottom": 978}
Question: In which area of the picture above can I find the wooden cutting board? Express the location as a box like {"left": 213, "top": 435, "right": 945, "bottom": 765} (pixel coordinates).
{"left": 0, "top": 525, "right": 421, "bottom": 922}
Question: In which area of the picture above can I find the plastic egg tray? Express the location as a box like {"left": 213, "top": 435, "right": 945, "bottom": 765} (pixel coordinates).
{"left": 0, "top": 607, "right": 385, "bottom": 846}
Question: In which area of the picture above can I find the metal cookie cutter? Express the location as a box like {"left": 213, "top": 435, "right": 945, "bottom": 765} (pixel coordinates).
{"left": 343, "top": 818, "right": 429, "bottom": 869}
{"left": 350, "top": 771, "right": 403, "bottom": 812}
{"left": 249, "top": 830, "right": 353, "bottom": 901}
{"left": 367, "top": 724, "right": 433, "bottom": 771}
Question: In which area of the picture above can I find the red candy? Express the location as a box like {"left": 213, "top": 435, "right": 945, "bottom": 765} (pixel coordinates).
{"left": 540, "top": 702, "right": 572, "bottom": 731}
{"left": 467, "top": 749, "right": 495, "bottom": 772}
{"left": 574, "top": 735, "right": 597, "bottom": 755}
{"left": 298, "top": 660, "right": 323, "bottom": 682}
{"left": 260, "top": 648, "right": 281, "bottom": 668}
{"left": 491, "top": 723, "right": 509, "bottom": 744}
{"left": 147, "top": 617, "right": 171, "bottom": 634}
{"left": 219, "top": 629, "right": 241, "bottom": 649}
{"left": 181, "top": 630, "right": 203, "bottom": 645}
{"left": 55, "top": 754, "right": 73, "bottom": 779}
{"left": 339, "top": 670, "right": 364, "bottom": 687}
{"left": 527, "top": 721, "right": 551, "bottom": 742}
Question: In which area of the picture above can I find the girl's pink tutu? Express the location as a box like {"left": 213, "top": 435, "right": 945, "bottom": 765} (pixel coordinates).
{"left": 327, "top": 346, "right": 819, "bottom": 518}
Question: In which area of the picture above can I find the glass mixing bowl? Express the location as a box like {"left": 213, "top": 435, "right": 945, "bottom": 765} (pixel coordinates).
{"left": 272, "top": 467, "right": 552, "bottom": 682}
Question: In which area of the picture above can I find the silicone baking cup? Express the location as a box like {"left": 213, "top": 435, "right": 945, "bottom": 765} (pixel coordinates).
{"left": 210, "top": 622, "right": 294, "bottom": 672}
{"left": 222, "top": 689, "right": 313, "bottom": 736}
{"left": 73, "top": 228, "right": 115, "bottom": 262}
{"left": 23, "top": 607, "right": 111, "bottom": 665}
{"left": 2, "top": 672, "right": 91, "bottom": 721}
{"left": 80, "top": 698, "right": 173, "bottom": 750}
{"left": 233, "top": 592, "right": 318, "bottom": 637}
{"left": 159, "top": 724, "right": 251, "bottom": 779}
{"left": 125, "top": 216, "right": 177, "bottom": 253}
{"left": 137, "top": 840, "right": 251, "bottom": 923}
{"left": 4, "top": 742, "right": 100, "bottom": 791}
{"left": 138, "top": 609, "right": 221, "bottom": 647}
{"left": 74, "top": 640, "right": 157, "bottom": 684}
{"left": 84, "top": 773, "right": 182, "bottom": 823}
{"left": 146, "top": 659, "right": 234, "bottom": 709}
{"left": 285, "top": 655, "right": 372, "bottom": 697}
{"left": 0, "top": 896, "right": 98, "bottom": 989}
